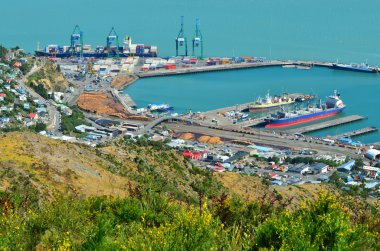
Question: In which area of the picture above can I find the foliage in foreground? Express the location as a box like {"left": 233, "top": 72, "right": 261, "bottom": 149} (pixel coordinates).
{"left": 0, "top": 188, "right": 379, "bottom": 250}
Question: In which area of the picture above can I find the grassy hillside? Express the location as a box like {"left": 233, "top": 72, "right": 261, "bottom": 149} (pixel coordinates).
{"left": 0, "top": 132, "right": 223, "bottom": 203}
{"left": 27, "top": 61, "right": 69, "bottom": 94}
{"left": 0, "top": 132, "right": 379, "bottom": 249}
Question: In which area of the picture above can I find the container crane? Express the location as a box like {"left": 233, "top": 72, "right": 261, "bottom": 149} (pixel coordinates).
{"left": 70, "top": 25, "right": 83, "bottom": 58}
{"left": 175, "top": 16, "right": 188, "bottom": 57}
{"left": 106, "top": 27, "right": 120, "bottom": 58}
{"left": 192, "top": 18, "right": 203, "bottom": 58}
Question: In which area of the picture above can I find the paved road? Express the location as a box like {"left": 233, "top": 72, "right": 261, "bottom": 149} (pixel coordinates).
{"left": 19, "top": 60, "right": 60, "bottom": 132}
{"left": 164, "top": 123, "right": 361, "bottom": 158}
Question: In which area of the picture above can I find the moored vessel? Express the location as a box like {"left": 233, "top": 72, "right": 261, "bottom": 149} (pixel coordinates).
{"left": 332, "top": 63, "right": 377, "bottom": 73}
{"left": 147, "top": 104, "right": 174, "bottom": 112}
{"left": 249, "top": 92, "right": 295, "bottom": 113}
{"left": 264, "top": 91, "right": 346, "bottom": 128}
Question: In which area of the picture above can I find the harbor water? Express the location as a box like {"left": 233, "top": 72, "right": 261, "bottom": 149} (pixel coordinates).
{"left": 124, "top": 67, "right": 380, "bottom": 143}
{"left": 2, "top": 0, "right": 380, "bottom": 142}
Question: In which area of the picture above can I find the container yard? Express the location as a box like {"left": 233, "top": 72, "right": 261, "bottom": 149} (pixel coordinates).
{"left": 35, "top": 25, "right": 158, "bottom": 58}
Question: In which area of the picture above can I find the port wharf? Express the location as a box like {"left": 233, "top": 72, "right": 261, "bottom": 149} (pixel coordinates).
{"left": 331, "top": 126, "right": 378, "bottom": 140}
{"left": 285, "top": 115, "right": 366, "bottom": 134}
{"left": 135, "top": 60, "right": 334, "bottom": 78}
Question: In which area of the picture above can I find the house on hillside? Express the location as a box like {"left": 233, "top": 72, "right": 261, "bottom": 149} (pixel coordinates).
{"left": 288, "top": 163, "right": 310, "bottom": 174}
{"left": 183, "top": 150, "right": 203, "bottom": 160}
{"left": 27, "top": 113, "right": 38, "bottom": 120}
{"left": 310, "top": 163, "right": 329, "bottom": 174}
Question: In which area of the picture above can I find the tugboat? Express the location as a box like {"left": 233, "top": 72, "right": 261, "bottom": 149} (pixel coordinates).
{"left": 264, "top": 91, "right": 345, "bottom": 128}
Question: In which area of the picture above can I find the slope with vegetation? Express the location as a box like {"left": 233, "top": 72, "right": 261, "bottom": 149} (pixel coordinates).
{"left": 27, "top": 61, "right": 69, "bottom": 98}
{"left": 0, "top": 132, "right": 379, "bottom": 249}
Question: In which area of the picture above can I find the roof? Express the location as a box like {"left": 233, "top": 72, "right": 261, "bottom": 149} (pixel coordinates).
{"left": 365, "top": 149, "right": 380, "bottom": 160}
{"left": 337, "top": 160, "right": 356, "bottom": 172}
{"left": 28, "top": 113, "right": 37, "bottom": 118}
{"left": 248, "top": 145, "right": 273, "bottom": 152}
{"left": 310, "top": 162, "right": 329, "bottom": 171}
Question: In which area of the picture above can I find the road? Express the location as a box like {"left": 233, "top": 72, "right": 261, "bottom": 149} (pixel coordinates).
{"left": 164, "top": 123, "right": 361, "bottom": 158}
{"left": 19, "top": 60, "right": 61, "bottom": 132}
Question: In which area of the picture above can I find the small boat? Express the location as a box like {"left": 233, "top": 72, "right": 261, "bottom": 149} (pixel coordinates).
{"left": 147, "top": 104, "right": 174, "bottom": 112}
{"left": 296, "top": 65, "right": 311, "bottom": 70}
{"left": 282, "top": 64, "right": 296, "bottom": 68}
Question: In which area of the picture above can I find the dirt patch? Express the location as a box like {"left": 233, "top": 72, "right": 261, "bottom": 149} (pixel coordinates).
{"left": 111, "top": 75, "right": 137, "bottom": 89}
{"left": 77, "top": 91, "right": 129, "bottom": 118}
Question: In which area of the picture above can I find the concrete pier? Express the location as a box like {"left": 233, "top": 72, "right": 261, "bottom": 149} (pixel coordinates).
{"left": 286, "top": 115, "right": 366, "bottom": 134}
{"left": 135, "top": 60, "right": 334, "bottom": 78}
{"left": 332, "top": 127, "right": 378, "bottom": 139}
{"left": 118, "top": 93, "right": 137, "bottom": 107}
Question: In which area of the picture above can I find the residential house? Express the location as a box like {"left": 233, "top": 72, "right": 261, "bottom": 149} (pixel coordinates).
{"left": 310, "top": 163, "right": 329, "bottom": 174}
{"left": 27, "top": 113, "right": 38, "bottom": 120}
{"left": 288, "top": 163, "right": 310, "bottom": 174}
{"left": 183, "top": 150, "right": 203, "bottom": 160}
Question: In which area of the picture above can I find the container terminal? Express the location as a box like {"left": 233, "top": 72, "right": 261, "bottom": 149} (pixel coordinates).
{"left": 35, "top": 25, "right": 158, "bottom": 58}
{"left": 34, "top": 20, "right": 380, "bottom": 152}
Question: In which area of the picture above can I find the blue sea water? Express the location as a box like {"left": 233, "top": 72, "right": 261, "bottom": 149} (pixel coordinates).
{"left": 2, "top": 0, "right": 380, "bottom": 142}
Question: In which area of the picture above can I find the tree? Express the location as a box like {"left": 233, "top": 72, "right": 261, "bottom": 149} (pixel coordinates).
{"left": 34, "top": 123, "right": 47, "bottom": 132}
{"left": 352, "top": 158, "right": 364, "bottom": 171}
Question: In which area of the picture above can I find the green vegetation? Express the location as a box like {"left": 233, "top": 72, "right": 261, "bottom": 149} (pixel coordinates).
{"left": 0, "top": 187, "right": 379, "bottom": 250}
{"left": 29, "top": 122, "right": 47, "bottom": 132}
{"left": 61, "top": 106, "right": 90, "bottom": 135}
{"left": 0, "top": 45, "right": 8, "bottom": 60}
{"left": 285, "top": 156, "right": 342, "bottom": 167}
{"left": 0, "top": 129, "right": 378, "bottom": 249}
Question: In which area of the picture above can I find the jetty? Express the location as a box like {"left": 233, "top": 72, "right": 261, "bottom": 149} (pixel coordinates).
{"left": 118, "top": 93, "right": 137, "bottom": 107}
{"left": 286, "top": 115, "right": 366, "bottom": 134}
{"left": 136, "top": 60, "right": 334, "bottom": 78}
{"left": 372, "top": 142, "right": 380, "bottom": 150}
{"left": 331, "top": 127, "right": 378, "bottom": 139}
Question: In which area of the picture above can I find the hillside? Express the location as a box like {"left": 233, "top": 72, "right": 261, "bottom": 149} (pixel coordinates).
{"left": 0, "top": 132, "right": 223, "bottom": 202}
{"left": 0, "top": 132, "right": 127, "bottom": 198}
{"left": 27, "top": 61, "right": 69, "bottom": 92}
{"left": 0, "top": 132, "right": 379, "bottom": 249}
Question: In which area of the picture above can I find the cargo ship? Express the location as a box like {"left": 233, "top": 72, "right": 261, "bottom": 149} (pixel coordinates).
{"left": 331, "top": 63, "right": 377, "bottom": 73}
{"left": 147, "top": 104, "right": 174, "bottom": 112}
{"left": 264, "top": 91, "right": 345, "bottom": 128}
{"left": 35, "top": 26, "right": 158, "bottom": 58}
{"left": 248, "top": 92, "right": 295, "bottom": 113}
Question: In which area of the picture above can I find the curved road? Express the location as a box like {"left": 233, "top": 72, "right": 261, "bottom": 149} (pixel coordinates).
{"left": 19, "top": 60, "right": 60, "bottom": 132}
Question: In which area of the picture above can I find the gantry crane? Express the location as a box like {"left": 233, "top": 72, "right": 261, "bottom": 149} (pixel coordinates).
{"left": 175, "top": 16, "right": 188, "bottom": 57}
{"left": 70, "top": 25, "right": 83, "bottom": 58}
{"left": 192, "top": 18, "right": 203, "bottom": 58}
{"left": 106, "top": 27, "right": 120, "bottom": 58}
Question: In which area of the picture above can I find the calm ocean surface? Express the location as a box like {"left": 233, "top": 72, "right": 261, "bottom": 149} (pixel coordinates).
{"left": 2, "top": 0, "right": 380, "bottom": 142}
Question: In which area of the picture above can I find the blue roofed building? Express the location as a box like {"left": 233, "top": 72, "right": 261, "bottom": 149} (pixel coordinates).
{"left": 337, "top": 160, "right": 356, "bottom": 172}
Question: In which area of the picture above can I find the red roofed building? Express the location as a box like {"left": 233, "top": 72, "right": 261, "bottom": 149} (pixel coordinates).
{"left": 183, "top": 150, "right": 203, "bottom": 160}
{"left": 28, "top": 113, "right": 38, "bottom": 120}
{"left": 14, "top": 62, "right": 22, "bottom": 67}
